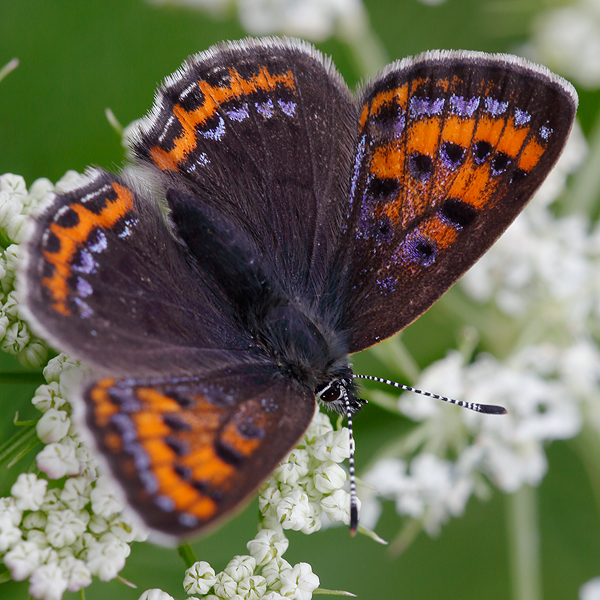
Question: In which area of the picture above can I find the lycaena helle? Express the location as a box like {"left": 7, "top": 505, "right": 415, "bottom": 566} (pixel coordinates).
{"left": 20, "top": 37, "right": 577, "bottom": 543}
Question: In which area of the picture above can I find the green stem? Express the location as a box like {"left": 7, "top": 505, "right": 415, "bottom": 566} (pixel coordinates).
{"left": 389, "top": 518, "right": 422, "bottom": 557}
{"left": 7, "top": 435, "right": 42, "bottom": 468}
{"left": 315, "top": 588, "right": 357, "bottom": 597}
{"left": 570, "top": 422, "right": 600, "bottom": 518}
{"left": 367, "top": 335, "right": 421, "bottom": 383}
{"left": 0, "top": 425, "right": 37, "bottom": 464}
{"left": 506, "top": 486, "right": 542, "bottom": 600}
{"left": 178, "top": 541, "right": 199, "bottom": 568}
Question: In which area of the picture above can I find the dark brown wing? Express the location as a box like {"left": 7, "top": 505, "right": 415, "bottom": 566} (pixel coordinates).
{"left": 329, "top": 51, "right": 577, "bottom": 353}
{"left": 80, "top": 366, "right": 316, "bottom": 543}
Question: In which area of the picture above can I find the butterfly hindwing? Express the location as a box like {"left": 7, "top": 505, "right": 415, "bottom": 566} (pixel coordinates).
{"left": 335, "top": 51, "right": 578, "bottom": 352}
{"left": 82, "top": 366, "right": 316, "bottom": 541}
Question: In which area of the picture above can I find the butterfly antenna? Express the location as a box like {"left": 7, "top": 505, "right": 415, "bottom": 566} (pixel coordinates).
{"left": 353, "top": 374, "right": 507, "bottom": 415}
{"left": 341, "top": 385, "right": 359, "bottom": 535}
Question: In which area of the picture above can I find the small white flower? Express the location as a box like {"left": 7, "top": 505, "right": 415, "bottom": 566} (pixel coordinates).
{"left": 88, "top": 513, "right": 109, "bottom": 535}
{"left": 237, "top": 574, "right": 267, "bottom": 600}
{"left": 183, "top": 560, "right": 217, "bottom": 594}
{"left": 261, "top": 557, "right": 292, "bottom": 591}
{"left": 84, "top": 534, "right": 130, "bottom": 581}
{"left": 273, "top": 448, "right": 310, "bottom": 485}
{"left": 0, "top": 496, "right": 23, "bottom": 525}
{"left": 580, "top": 576, "right": 600, "bottom": 600}
{"left": 0, "top": 173, "right": 27, "bottom": 197}
{"left": 299, "top": 502, "right": 322, "bottom": 534}
{"left": 262, "top": 593, "right": 285, "bottom": 600}
{"left": 26, "top": 177, "right": 54, "bottom": 205}
{"left": 311, "top": 429, "right": 350, "bottom": 463}
{"left": 224, "top": 555, "right": 256, "bottom": 582}
{"left": 31, "top": 383, "right": 65, "bottom": 413}
{"left": 275, "top": 490, "right": 311, "bottom": 531}
{"left": 0, "top": 187, "right": 24, "bottom": 232}
{"left": 279, "top": 562, "right": 320, "bottom": 600}
{"left": 0, "top": 512, "right": 22, "bottom": 551}
{"left": 90, "top": 476, "right": 122, "bottom": 517}
{"left": 26, "top": 529, "right": 49, "bottom": 549}
{"left": 42, "top": 353, "right": 82, "bottom": 384}
{"left": 3, "top": 540, "right": 41, "bottom": 580}
{"left": 11, "top": 473, "right": 48, "bottom": 511}
{"left": 60, "top": 555, "right": 92, "bottom": 592}
{"left": 36, "top": 440, "right": 80, "bottom": 479}
{"left": 138, "top": 590, "right": 175, "bottom": 600}
{"left": 312, "top": 461, "right": 346, "bottom": 494}
{"left": 53, "top": 170, "right": 82, "bottom": 193}
{"left": 258, "top": 485, "right": 282, "bottom": 517}
{"left": 320, "top": 489, "right": 353, "bottom": 524}
{"left": 1, "top": 320, "right": 30, "bottom": 353}
{"left": 58, "top": 363, "right": 89, "bottom": 398}
{"left": 39, "top": 488, "right": 65, "bottom": 513}
{"left": 36, "top": 408, "right": 71, "bottom": 443}
{"left": 107, "top": 513, "right": 146, "bottom": 543}
{"left": 60, "top": 476, "right": 92, "bottom": 511}
{"left": 303, "top": 410, "right": 333, "bottom": 441}
{"left": 22, "top": 511, "right": 48, "bottom": 530}
{"left": 45, "top": 509, "right": 86, "bottom": 548}
{"left": 214, "top": 571, "right": 238, "bottom": 598}
{"left": 246, "top": 528, "right": 289, "bottom": 567}
{"left": 19, "top": 339, "right": 48, "bottom": 369}
{"left": 28, "top": 563, "right": 69, "bottom": 600}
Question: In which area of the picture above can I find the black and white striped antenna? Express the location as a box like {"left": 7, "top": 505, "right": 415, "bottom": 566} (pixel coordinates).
{"left": 353, "top": 374, "right": 507, "bottom": 414}
{"left": 344, "top": 373, "right": 506, "bottom": 534}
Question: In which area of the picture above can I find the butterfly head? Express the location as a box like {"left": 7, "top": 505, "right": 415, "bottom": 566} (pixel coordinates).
{"left": 315, "top": 373, "right": 365, "bottom": 415}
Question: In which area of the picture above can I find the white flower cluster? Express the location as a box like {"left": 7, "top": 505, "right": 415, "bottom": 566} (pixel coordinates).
{"left": 258, "top": 409, "right": 357, "bottom": 534}
{"left": 360, "top": 122, "right": 598, "bottom": 536}
{"left": 139, "top": 528, "right": 320, "bottom": 600}
{"left": 528, "top": 0, "right": 600, "bottom": 89}
{"left": 0, "top": 353, "right": 148, "bottom": 600}
{"left": 148, "top": 0, "right": 368, "bottom": 42}
{"left": 460, "top": 124, "right": 594, "bottom": 332}
{"left": 361, "top": 343, "right": 592, "bottom": 534}
{"left": 0, "top": 174, "right": 54, "bottom": 367}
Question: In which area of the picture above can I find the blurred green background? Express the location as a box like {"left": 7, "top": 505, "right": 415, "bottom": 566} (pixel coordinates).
{"left": 1, "top": 0, "right": 600, "bottom": 599}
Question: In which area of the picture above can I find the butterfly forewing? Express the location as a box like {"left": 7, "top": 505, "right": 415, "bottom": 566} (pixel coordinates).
{"left": 133, "top": 39, "right": 357, "bottom": 300}
{"left": 336, "top": 51, "right": 577, "bottom": 352}
{"left": 21, "top": 170, "right": 256, "bottom": 377}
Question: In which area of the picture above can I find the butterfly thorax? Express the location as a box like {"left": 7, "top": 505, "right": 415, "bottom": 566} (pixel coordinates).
{"left": 255, "top": 298, "right": 360, "bottom": 414}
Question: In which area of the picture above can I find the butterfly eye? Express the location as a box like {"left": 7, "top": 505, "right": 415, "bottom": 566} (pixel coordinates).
{"left": 315, "top": 381, "right": 343, "bottom": 403}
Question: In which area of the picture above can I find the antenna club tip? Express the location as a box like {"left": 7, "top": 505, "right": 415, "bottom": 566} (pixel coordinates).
{"left": 482, "top": 404, "right": 508, "bottom": 415}
{"left": 350, "top": 507, "right": 359, "bottom": 536}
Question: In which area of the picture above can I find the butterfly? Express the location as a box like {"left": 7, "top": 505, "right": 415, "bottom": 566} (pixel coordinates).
{"left": 20, "top": 37, "right": 577, "bottom": 544}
